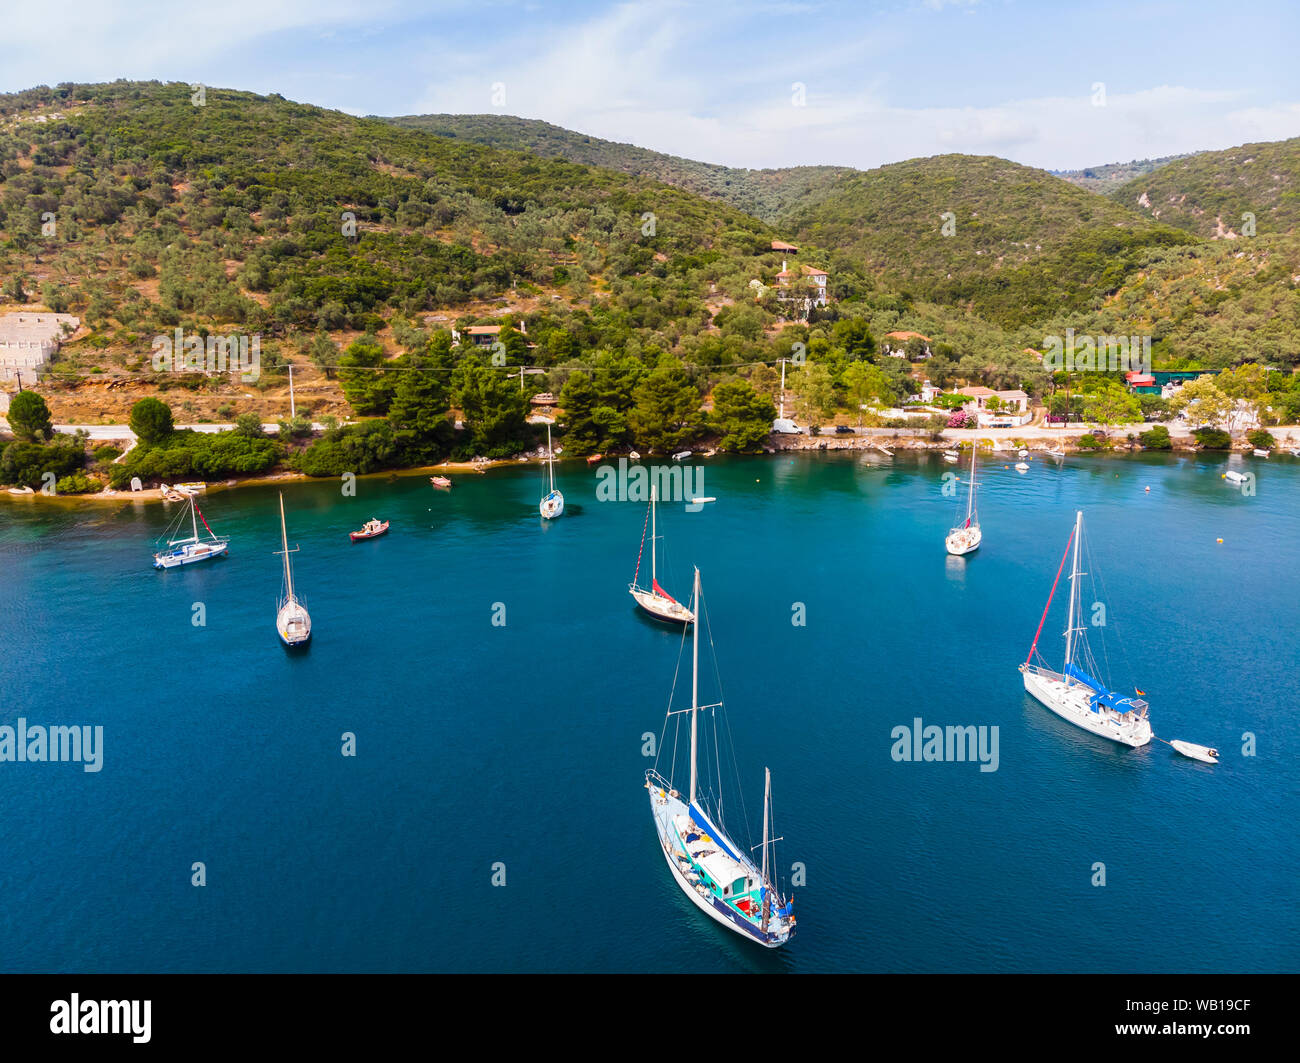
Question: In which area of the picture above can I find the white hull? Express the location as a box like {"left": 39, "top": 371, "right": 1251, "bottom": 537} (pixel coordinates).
{"left": 1022, "top": 667, "right": 1152, "bottom": 748}
{"left": 153, "top": 541, "right": 228, "bottom": 568}
{"left": 540, "top": 490, "right": 564, "bottom": 519}
{"left": 945, "top": 525, "right": 981, "bottom": 556}
{"left": 277, "top": 597, "right": 311, "bottom": 646}
{"left": 1171, "top": 740, "right": 1218, "bottom": 764}
{"left": 647, "top": 783, "right": 790, "bottom": 948}
{"left": 629, "top": 585, "right": 694, "bottom": 624}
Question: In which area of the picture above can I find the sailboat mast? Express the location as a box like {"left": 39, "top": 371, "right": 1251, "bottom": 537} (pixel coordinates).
{"left": 546, "top": 424, "right": 555, "bottom": 493}
{"left": 650, "top": 485, "right": 657, "bottom": 585}
{"left": 689, "top": 567, "right": 699, "bottom": 808}
{"left": 967, "top": 446, "right": 977, "bottom": 522}
{"left": 279, "top": 493, "right": 294, "bottom": 601}
{"left": 1064, "top": 509, "right": 1082, "bottom": 668}
{"left": 190, "top": 495, "right": 199, "bottom": 541}
{"left": 761, "top": 766, "right": 770, "bottom": 884}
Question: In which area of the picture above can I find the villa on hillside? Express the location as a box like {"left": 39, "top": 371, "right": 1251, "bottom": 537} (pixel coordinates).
{"left": 956, "top": 385, "right": 1032, "bottom": 427}
{"left": 883, "top": 331, "right": 933, "bottom": 359}
{"left": 774, "top": 260, "right": 829, "bottom": 310}
{"left": 0, "top": 311, "right": 80, "bottom": 383}
{"left": 452, "top": 321, "right": 528, "bottom": 348}
{"left": 770, "top": 240, "right": 800, "bottom": 253}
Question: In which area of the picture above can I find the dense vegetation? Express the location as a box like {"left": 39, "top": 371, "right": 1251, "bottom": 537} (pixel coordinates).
{"left": 384, "top": 113, "right": 855, "bottom": 224}
{"left": 1054, "top": 154, "right": 1191, "bottom": 194}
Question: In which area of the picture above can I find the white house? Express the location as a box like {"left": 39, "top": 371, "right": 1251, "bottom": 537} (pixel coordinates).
{"left": 0, "top": 312, "right": 79, "bottom": 382}
{"left": 956, "top": 386, "right": 1032, "bottom": 427}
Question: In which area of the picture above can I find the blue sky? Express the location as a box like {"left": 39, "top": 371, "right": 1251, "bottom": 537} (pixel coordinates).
{"left": 4, "top": 0, "right": 1299, "bottom": 171}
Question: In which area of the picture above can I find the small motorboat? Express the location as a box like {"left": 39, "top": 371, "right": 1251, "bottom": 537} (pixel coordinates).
{"left": 1015, "top": 462, "right": 1030, "bottom": 473}
{"left": 350, "top": 518, "right": 389, "bottom": 542}
{"left": 174, "top": 481, "right": 207, "bottom": 494}
{"left": 429, "top": 476, "right": 452, "bottom": 488}
{"left": 689, "top": 496, "right": 717, "bottom": 505}
{"left": 586, "top": 453, "right": 603, "bottom": 466}
{"left": 1170, "top": 740, "right": 1218, "bottom": 764}
{"left": 1018, "top": 449, "right": 1029, "bottom": 458}
{"left": 943, "top": 449, "right": 959, "bottom": 463}
{"left": 1253, "top": 448, "right": 1269, "bottom": 458}
{"left": 1223, "top": 470, "right": 1249, "bottom": 485}
{"left": 628, "top": 451, "right": 641, "bottom": 460}
{"left": 6, "top": 485, "right": 35, "bottom": 495}
{"left": 672, "top": 450, "right": 692, "bottom": 461}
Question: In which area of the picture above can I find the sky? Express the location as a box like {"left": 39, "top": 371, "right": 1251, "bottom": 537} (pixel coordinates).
{"left": 3, "top": 0, "right": 1299, "bottom": 173}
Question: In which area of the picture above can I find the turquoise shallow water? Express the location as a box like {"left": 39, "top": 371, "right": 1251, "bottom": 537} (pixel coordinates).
{"left": 0, "top": 451, "right": 1296, "bottom": 972}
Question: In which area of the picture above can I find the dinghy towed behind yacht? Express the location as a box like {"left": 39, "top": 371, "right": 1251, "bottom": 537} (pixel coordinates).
{"left": 540, "top": 423, "right": 564, "bottom": 519}
{"left": 645, "top": 568, "right": 795, "bottom": 948}
{"left": 628, "top": 485, "right": 694, "bottom": 624}
{"left": 153, "top": 492, "right": 229, "bottom": 569}
{"left": 1019, "top": 510, "right": 1152, "bottom": 748}
{"left": 945, "top": 446, "right": 981, "bottom": 556}
{"left": 274, "top": 493, "right": 311, "bottom": 647}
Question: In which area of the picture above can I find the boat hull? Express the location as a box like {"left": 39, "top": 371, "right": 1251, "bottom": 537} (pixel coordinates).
{"left": 629, "top": 585, "right": 694, "bottom": 624}
{"left": 1022, "top": 667, "right": 1152, "bottom": 748}
{"left": 945, "top": 526, "right": 981, "bottom": 556}
{"left": 646, "top": 782, "right": 791, "bottom": 948}
{"left": 540, "top": 490, "right": 564, "bottom": 519}
{"left": 277, "top": 599, "right": 312, "bottom": 647}
{"left": 153, "top": 542, "right": 229, "bottom": 569}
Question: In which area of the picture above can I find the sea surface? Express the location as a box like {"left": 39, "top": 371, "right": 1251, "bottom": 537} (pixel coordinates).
{"left": 0, "top": 451, "right": 1296, "bottom": 973}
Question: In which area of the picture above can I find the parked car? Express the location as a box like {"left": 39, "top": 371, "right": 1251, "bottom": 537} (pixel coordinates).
{"left": 834, "top": 425, "right": 855, "bottom": 434}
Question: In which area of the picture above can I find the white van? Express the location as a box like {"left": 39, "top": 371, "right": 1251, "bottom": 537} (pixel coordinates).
{"left": 772, "top": 418, "right": 803, "bottom": 435}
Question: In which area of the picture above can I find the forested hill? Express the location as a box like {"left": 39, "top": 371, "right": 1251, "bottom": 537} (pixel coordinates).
{"left": 781, "top": 153, "right": 1194, "bottom": 328}
{"left": 1054, "top": 154, "right": 1191, "bottom": 194}
{"left": 1110, "top": 136, "right": 1300, "bottom": 239}
{"left": 384, "top": 113, "right": 854, "bottom": 224}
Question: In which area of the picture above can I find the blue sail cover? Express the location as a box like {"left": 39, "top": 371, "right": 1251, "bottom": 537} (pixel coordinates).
{"left": 1063, "top": 663, "right": 1144, "bottom": 714}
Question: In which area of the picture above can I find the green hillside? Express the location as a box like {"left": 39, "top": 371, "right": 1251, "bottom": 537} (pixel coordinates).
{"left": 1111, "top": 137, "right": 1300, "bottom": 238}
{"left": 384, "top": 113, "right": 853, "bottom": 225}
{"left": 782, "top": 154, "right": 1194, "bottom": 328}
{"left": 1054, "top": 154, "right": 1191, "bottom": 194}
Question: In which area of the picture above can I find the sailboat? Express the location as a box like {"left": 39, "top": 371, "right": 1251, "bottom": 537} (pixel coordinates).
{"left": 274, "top": 493, "right": 311, "bottom": 647}
{"left": 1019, "top": 510, "right": 1152, "bottom": 748}
{"left": 645, "top": 569, "right": 796, "bottom": 947}
{"left": 628, "top": 485, "right": 694, "bottom": 624}
{"left": 153, "top": 493, "right": 229, "bottom": 569}
{"left": 539, "top": 423, "right": 564, "bottom": 519}
{"left": 945, "top": 445, "right": 981, "bottom": 556}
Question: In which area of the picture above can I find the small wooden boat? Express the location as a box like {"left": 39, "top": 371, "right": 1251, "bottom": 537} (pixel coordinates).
{"left": 1170, "top": 740, "right": 1218, "bottom": 764}
{"left": 429, "top": 476, "right": 452, "bottom": 488}
{"left": 586, "top": 453, "right": 603, "bottom": 466}
{"left": 350, "top": 518, "right": 389, "bottom": 542}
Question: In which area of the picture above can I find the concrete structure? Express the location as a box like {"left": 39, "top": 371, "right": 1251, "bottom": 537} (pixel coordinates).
{"left": 0, "top": 312, "right": 79, "bottom": 382}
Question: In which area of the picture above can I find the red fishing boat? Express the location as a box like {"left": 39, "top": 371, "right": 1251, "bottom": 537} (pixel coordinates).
{"left": 349, "top": 518, "right": 389, "bottom": 542}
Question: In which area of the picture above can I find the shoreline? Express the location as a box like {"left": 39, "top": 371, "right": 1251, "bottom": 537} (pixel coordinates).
{"left": 2, "top": 429, "right": 1294, "bottom": 506}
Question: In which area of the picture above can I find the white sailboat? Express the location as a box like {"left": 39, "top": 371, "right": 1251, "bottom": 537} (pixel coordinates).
{"left": 629, "top": 485, "right": 694, "bottom": 624}
{"left": 153, "top": 492, "right": 229, "bottom": 569}
{"left": 540, "top": 423, "right": 564, "bottom": 519}
{"left": 645, "top": 568, "right": 796, "bottom": 948}
{"left": 1019, "top": 510, "right": 1152, "bottom": 748}
{"left": 275, "top": 493, "right": 311, "bottom": 647}
{"left": 945, "top": 445, "right": 981, "bottom": 556}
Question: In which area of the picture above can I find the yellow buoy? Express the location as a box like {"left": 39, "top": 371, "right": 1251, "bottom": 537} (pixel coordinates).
{"left": 1217, "top": 538, "right": 1223, "bottom": 544}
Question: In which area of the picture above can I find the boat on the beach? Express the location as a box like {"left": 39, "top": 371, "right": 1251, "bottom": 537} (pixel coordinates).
{"left": 540, "top": 423, "right": 564, "bottom": 519}
{"left": 430, "top": 476, "right": 452, "bottom": 488}
{"left": 153, "top": 493, "right": 229, "bottom": 569}
{"left": 672, "top": 450, "right": 692, "bottom": 461}
{"left": 1171, "top": 739, "right": 1218, "bottom": 764}
{"left": 174, "top": 481, "right": 206, "bottom": 495}
{"left": 945, "top": 445, "right": 981, "bottom": 556}
{"left": 350, "top": 518, "right": 389, "bottom": 542}
{"left": 629, "top": 485, "right": 694, "bottom": 624}
{"left": 1019, "top": 510, "right": 1153, "bottom": 748}
{"left": 6, "top": 485, "right": 35, "bottom": 495}
{"left": 275, "top": 493, "right": 311, "bottom": 648}
{"left": 645, "top": 567, "right": 796, "bottom": 948}
{"left": 629, "top": 451, "right": 641, "bottom": 460}
{"left": 586, "top": 453, "right": 603, "bottom": 466}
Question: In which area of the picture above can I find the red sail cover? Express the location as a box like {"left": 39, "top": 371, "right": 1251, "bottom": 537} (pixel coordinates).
{"left": 652, "top": 579, "right": 677, "bottom": 604}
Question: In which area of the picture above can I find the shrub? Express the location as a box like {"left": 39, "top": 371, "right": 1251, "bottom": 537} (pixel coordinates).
{"left": 1247, "top": 429, "right": 1274, "bottom": 450}
{"left": 129, "top": 397, "right": 174, "bottom": 444}
{"left": 1077, "top": 434, "right": 1104, "bottom": 450}
{"left": 55, "top": 472, "right": 101, "bottom": 494}
{"left": 1138, "top": 425, "right": 1171, "bottom": 450}
{"left": 1192, "top": 427, "right": 1232, "bottom": 450}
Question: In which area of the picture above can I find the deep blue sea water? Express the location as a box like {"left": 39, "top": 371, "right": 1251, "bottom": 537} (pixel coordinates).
{"left": 0, "top": 451, "right": 1296, "bottom": 973}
